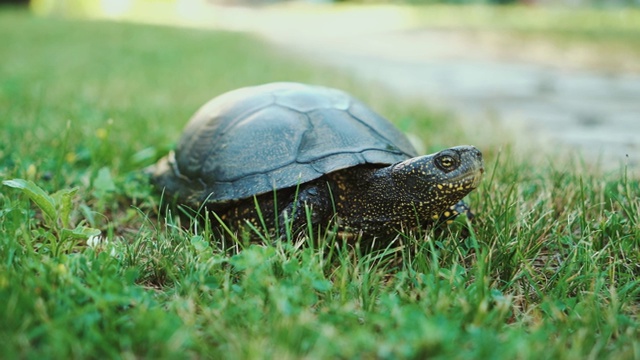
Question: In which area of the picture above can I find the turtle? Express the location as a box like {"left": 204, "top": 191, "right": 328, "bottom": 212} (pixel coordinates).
{"left": 149, "top": 82, "right": 484, "bottom": 239}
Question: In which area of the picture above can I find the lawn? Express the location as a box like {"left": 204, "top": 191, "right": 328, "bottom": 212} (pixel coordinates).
{"left": 1, "top": 7, "right": 639, "bottom": 359}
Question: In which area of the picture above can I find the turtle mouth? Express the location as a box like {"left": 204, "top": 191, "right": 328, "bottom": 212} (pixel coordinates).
{"left": 449, "top": 163, "right": 484, "bottom": 190}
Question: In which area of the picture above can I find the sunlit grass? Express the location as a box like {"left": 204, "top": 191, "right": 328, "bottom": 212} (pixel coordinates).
{"left": 409, "top": 4, "right": 640, "bottom": 71}
{"left": 410, "top": 4, "right": 640, "bottom": 33}
{"left": 1, "top": 8, "right": 639, "bottom": 359}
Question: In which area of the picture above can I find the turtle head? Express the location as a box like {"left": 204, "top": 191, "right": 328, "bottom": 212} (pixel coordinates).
{"left": 391, "top": 145, "right": 484, "bottom": 214}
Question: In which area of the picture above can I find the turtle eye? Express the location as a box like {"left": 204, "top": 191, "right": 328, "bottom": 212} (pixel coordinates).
{"left": 435, "top": 155, "right": 457, "bottom": 171}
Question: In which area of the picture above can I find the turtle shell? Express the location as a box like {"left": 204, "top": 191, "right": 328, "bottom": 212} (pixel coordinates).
{"left": 151, "top": 82, "right": 418, "bottom": 206}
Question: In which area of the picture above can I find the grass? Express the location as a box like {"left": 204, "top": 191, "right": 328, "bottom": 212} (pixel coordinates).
{"left": 1, "top": 7, "right": 639, "bottom": 359}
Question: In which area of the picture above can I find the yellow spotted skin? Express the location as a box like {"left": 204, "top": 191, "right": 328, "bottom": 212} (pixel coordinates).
{"left": 328, "top": 146, "right": 482, "bottom": 235}
{"left": 216, "top": 146, "right": 484, "bottom": 238}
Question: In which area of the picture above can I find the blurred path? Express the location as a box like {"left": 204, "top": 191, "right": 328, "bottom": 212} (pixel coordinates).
{"left": 93, "top": 2, "right": 640, "bottom": 171}
{"left": 267, "top": 28, "right": 640, "bottom": 171}
{"left": 196, "top": 4, "right": 640, "bottom": 171}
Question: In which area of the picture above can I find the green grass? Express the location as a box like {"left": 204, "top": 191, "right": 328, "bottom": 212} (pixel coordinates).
{"left": 411, "top": 4, "right": 640, "bottom": 35}
{"left": 1, "top": 8, "right": 639, "bottom": 359}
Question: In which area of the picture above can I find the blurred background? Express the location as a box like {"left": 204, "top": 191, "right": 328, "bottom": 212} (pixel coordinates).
{"left": 6, "top": 0, "right": 640, "bottom": 171}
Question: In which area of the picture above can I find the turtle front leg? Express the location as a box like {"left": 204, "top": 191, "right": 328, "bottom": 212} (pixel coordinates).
{"left": 278, "top": 182, "right": 333, "bottom": 238}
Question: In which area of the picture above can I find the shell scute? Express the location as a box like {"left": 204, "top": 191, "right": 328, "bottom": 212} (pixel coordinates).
{"left": 152, "top": 82, "right": 417, "bottom": 205}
